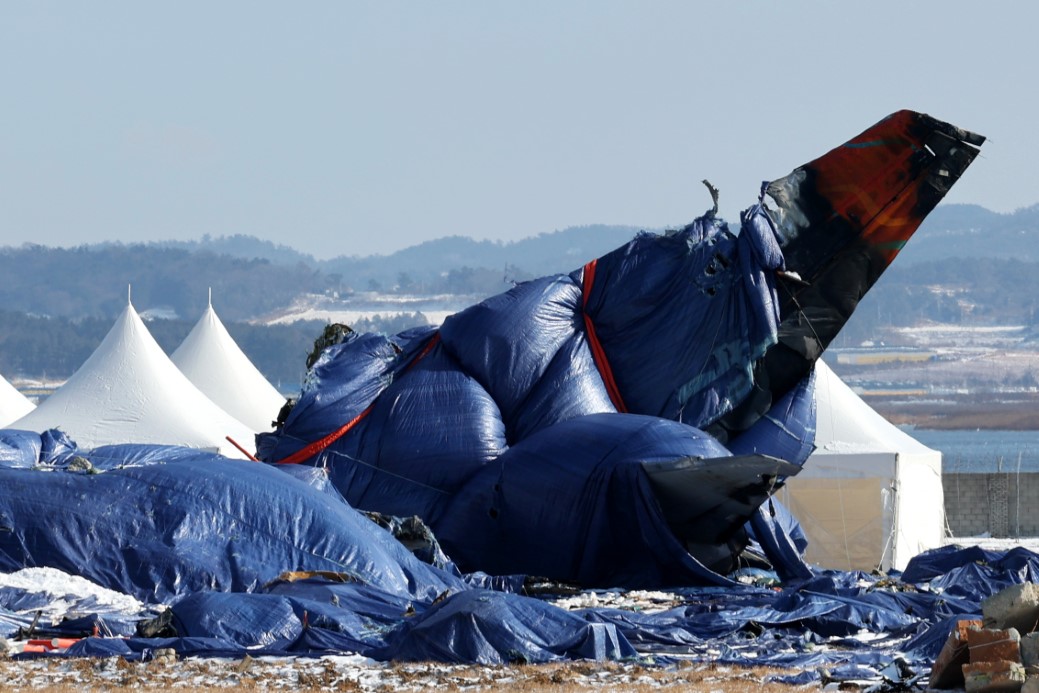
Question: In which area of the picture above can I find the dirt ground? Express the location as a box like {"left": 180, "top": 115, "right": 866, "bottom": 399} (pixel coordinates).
{"left": 0, "top": 656, "right": 825, "bottom": 692}
{"left": 875, "top": 393, "right": 1039, "bottom": 429}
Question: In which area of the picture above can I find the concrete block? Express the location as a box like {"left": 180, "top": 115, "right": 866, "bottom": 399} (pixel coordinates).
{"left": 984, "top": 584, "right": 1039, "bottom": 633}
{"left": 962, "top": 661, "right": 1026, "bottom": 692}
{"left": 1023, "top": 633, "right": 1039, "bottom": 668}
{"left": 968, "top": 628, "right": 1023, "bottom": 664}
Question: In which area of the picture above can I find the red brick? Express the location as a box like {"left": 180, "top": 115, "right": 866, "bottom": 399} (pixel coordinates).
{"left": 968, "top": 628, "right": 1023, "bottom": 665}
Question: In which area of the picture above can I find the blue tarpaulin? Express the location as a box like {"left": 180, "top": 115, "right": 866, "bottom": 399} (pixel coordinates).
{"left": 0, "top": 111, "right": 990, "bottom": 684}
{"left": 253, "top": 110, "right": 984, "bottom": 589}
{"left": 257, "top": 203, "right": 815, "bottom": 587}
{"left": 0, "top": 439, "right": 464, "bottom": 604}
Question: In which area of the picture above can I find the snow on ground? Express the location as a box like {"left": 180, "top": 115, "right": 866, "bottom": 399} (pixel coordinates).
{"left": 549, "top": 589, "right": 685, "bottom": 613}
{"left": 0, "top": 568, "right": 153, "bottom": 630}
{"left": 942, "top": 535, "right": 1039, "bottom": 553}
{"left": 840, "top": 347, "right": 1039, "bottom": 391}
{"left": 264, "top": 307, "right": 457, "bottom": 327}
{"left": 255, "top": 292, "right": 475, "bottom": 327}
{"left": 891, "top": 324, "right": 1027, "bottom": 349}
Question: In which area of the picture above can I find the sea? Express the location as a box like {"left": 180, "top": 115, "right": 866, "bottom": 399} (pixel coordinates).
{"left": 904, "top": 428, "right": 1039, "bottom": 473}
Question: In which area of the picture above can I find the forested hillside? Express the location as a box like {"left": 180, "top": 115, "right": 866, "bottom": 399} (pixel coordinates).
{"left": 1, "top": 203, "right": 1038, "bottom": 387}
{"left": 0, "top": 310, "right": 319, "bottom": 391}
{"left": 0, "top": 244, "right": 326, "bottom": 322}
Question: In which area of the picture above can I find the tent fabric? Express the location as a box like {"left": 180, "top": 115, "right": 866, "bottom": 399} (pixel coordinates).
{"left": 778, "top": 361, "right": 944, "bottom": 572}
{"left": 9, "top": 303, "right": 256, "bottom": 458}
{"left": 0, "top": 373, "right": 34, "bottom": 427}
{"left": 171, "top": 302, "right": 287, "bottom": 432}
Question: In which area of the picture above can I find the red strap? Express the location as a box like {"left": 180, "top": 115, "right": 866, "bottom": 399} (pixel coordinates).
{"left": 582, "top": 260, "right": 628, "bottom": 413}
{"left": 275, "top": 403, "right": 375, "bottom": 465}
{"left": 225, "top": 436, "right": 259, "bottom": 461}
{"left": 275, "top": 332, "right": 441, "bottom": 465}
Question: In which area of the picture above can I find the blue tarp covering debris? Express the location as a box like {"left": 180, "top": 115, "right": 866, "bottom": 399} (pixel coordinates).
{"left": 0, "top": 111, "right": 990, "bottom": 685}
{"left": 256, "top": 202, "right": 817, "bottom": 587}
{"left": 255, "top": 110, "right": 985, "bottom": 588}
{"left": 0, "top": 438, "right": 464, "bottom": 604}
{"left": 0, "top": 438, "right": 1030, "bottom": 685}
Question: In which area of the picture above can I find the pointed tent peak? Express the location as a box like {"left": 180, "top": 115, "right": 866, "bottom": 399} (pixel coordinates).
{"left": 0, "top": 372, "right": 34, "bottom": 427}
{"left": 173, "top": 303, "right": 285, "bottom": 432}
{"left": 813, "top": 360, "right": 934, "bottom": 455}
{"left": 127, "top": 284, "right": 132, "bottom": 307}
{"left": 113, "top": 300, "right": 152, "bottom": 339}
{"left": 193, "top": 299, "right": 225, "bottom": 332}
{"left": 195, "top": 288, "right": 217, "bottom": 322}
{"left": 9, "top": 300, "right": 255, "bottom": 458}
{"left": 104, "top": 300, "right": 140, "bottom": 338}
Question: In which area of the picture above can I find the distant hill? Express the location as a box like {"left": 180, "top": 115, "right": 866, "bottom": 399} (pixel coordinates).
{"left": 0, "top": 202, "right": 1037, "bottom": 323}
{"left": 898, "top": 204, "right": 1039, "bottom": 264}
{"left": 152, "top": 235, "right": 316, "bottom": 267}
{"left": 316, "top": 225, "right": 645, "bottom": 290}
{"left": 0, "top": 243, "right": 327, "bottom": 322}
{"left": 159, "top": 204, "right": 1039, "bottom": 274}
{"left": 2, "top": 202, "right": 1039, "bottom": 387}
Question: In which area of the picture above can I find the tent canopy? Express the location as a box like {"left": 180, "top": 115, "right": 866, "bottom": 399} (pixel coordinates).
{"left": 780, "top": 361, "right": 944, "bottom": 572}
{"left": 172, "top": 301, "right": 286, "bottom": 432}
{"left": 9, "top": 303, "right": 256, "bottom": 458}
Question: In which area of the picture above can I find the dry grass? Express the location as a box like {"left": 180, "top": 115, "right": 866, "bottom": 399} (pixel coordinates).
{"left": 878, "top": 396, "right": 1039, "bottom": 430}
{"left": 0, "top": 656, "right": 819, "bottom": 692}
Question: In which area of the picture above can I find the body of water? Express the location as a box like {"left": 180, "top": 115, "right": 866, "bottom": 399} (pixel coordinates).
{"left": 904, "top": 428, "right": 1039, "bottom": 473}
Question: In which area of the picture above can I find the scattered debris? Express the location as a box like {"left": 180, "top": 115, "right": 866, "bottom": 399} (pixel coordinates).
{"left": 931, "top": 583, "right": 1039, "bottom": 691}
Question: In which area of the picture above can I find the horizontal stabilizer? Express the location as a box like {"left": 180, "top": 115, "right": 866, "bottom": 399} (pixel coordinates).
{"left": 643, "top": 455, "right": 801, "bottom": 572}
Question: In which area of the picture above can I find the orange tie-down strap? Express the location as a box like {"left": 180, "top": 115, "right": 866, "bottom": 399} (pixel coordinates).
{"left": 582, "top": 260, "right": 628, "bottom": 413}
{"left": 275, "top": 332, "right": 442, "bottom": 465}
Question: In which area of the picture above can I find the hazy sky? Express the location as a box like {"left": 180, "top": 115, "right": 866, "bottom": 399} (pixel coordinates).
{"left": 1, "top": 2, "right": 1032, "bottom": 258}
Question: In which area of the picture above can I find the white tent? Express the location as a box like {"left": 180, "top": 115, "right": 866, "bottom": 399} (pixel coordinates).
{"left": 9, "top": 302, "right": 256, "bottom": 459}
{"left": 0, "top": 373, "right": 34, "bottom": 427}
{"left": 778, "top": 360, "right": 944, "bottom": 572}
{"left": 172, "top": 301, "right": 286, "bottom": 433}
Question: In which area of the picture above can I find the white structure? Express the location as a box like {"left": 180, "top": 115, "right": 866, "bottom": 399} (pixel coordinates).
{"left": 172, "top": 299, "right": 285, "bottom": 432}
{"left": 0, "top": 373, "right": 34, "bottom": 427}
{"left": 778, "top": 360, "right": 944, "bottom": 572}
{"left": 9, "top": 302, "right": 256, "bottom": 459}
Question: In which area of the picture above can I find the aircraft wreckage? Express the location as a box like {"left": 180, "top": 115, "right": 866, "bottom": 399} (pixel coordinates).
{"left": 1, "top": 110, "right": 983, "bottom": 598}
{"left": 256, "top": 109, "right": 984, "bottom": 586}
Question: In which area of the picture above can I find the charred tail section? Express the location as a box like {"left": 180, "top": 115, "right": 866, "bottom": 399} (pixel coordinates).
{"left": 710, "top": 111, "right": 984, "bottom": 439}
